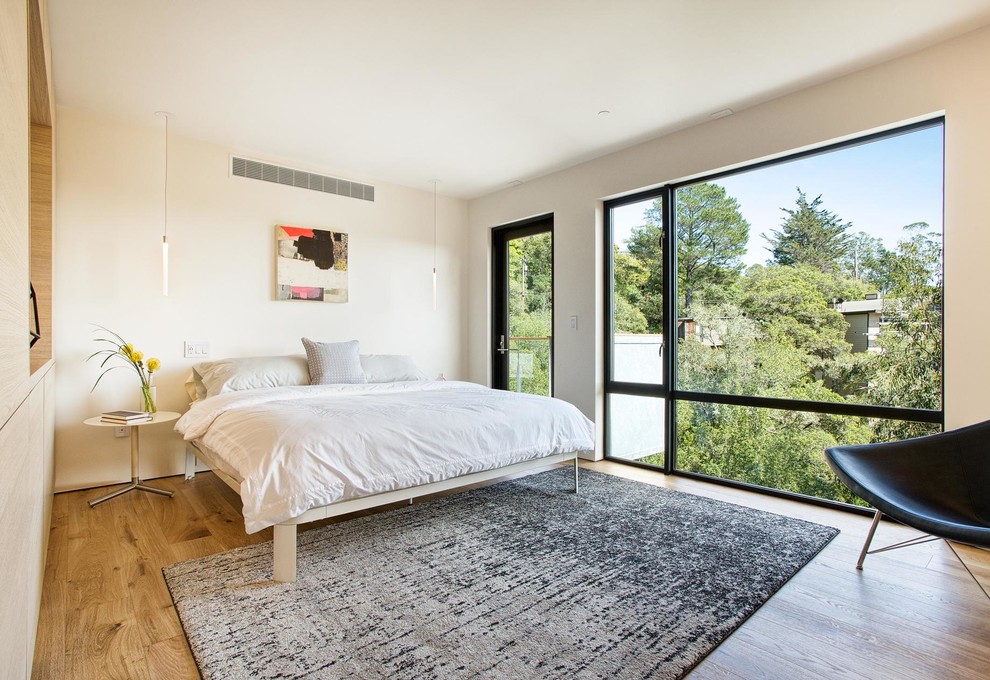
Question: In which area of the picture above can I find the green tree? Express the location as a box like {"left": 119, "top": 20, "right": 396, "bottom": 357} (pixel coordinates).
{"left": 676, "top": 400, "right": 870, "bottom": 505}
{"left": 507, "top": 233, "right": 553, "bottom": 396}
{"left": 866, "top": 223, "right": 943, "bottom": 439}
{"left": 613, "top": 247, "right": 649, "bottom": 333}
{"left": 675, "top": 302, "right": 871, "bottom": 504}
{"left": 740, "top": 264, "right": 852, "bottom": 370}
{"left": 625, "top": 183, "right": 749, "bottom": 328}
{"left": 626, "top": 220, "right": 664, "bottom": 332}
{"left": 509, "top": 234, "right": 552, "bottom": 317}
{"left": 672, "top": 183, "right": 749, "bottom": 312}
{"left": 767, "top": 189, "right": 852, "bottom": 274}
{"left": 843, "top": 231, "right": 887, "bottom": 284}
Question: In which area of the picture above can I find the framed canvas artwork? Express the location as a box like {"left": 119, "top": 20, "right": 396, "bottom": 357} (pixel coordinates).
{"left": 276, "top": 224, "right": 349, "bottom": 303}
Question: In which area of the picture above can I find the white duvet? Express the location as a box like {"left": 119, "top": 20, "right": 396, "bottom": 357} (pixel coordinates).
{"left": 175, "top": 381, "right": 595, "bottom": 533}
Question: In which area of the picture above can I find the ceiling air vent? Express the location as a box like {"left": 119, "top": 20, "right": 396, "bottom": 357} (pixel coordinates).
{"left": 231, "top": 156, "right": 375, "bottom": 202}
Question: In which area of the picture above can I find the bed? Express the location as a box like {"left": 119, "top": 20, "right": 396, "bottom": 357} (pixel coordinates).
{"left": 175, "top": 353, "right": 595, "bottom": 582}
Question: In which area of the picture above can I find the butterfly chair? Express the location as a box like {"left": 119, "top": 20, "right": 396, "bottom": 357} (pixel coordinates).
{"left": 825, "top": 420, "right": 990, "bottom": 570}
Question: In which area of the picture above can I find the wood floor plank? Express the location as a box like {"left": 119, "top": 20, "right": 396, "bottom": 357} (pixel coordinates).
{"left": 949, "top": 542, "right": 990, "bottom": 596}
{"left": 693, "top": 638, "right": 825, "bottom": 680}
{"left": 31, "top": 464, "right": 990, "bottom": 679}
{"left": 766, "top": 585, "right": 990, "bottom": 678}
{"left": 64, "top": 598, "right": 149, "bottom": 680}
{"left": 30, "top": 521, "right": 67, "bottom": 679}
{"left": 65, "top": 487, "right": 129, "bottom": 611}
{"left": 145, "top": 634, "right": 199, "bottom": 680}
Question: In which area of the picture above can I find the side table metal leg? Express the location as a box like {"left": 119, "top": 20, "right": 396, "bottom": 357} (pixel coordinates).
{"left": 89, "top": 479, "right": 139, "bottom": 507}
{"left": 89, "top": 423, "right": 175, "bottom": 506}
{"left": 131, "top": 424, "right": 140, "bottom": 479}
{"left": 136, "top": 483, "right": 175, "bottom": 497}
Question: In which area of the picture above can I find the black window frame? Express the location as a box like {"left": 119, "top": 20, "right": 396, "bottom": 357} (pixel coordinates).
{"left": 603, "top": 118, "right": 945, "bottom": 511}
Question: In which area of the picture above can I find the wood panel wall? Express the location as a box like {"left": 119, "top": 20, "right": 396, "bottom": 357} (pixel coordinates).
{"left": 0, "top": 403, "right": 32, "bottom": 676}
{"left": 0, "top": 0, "right": 30, "bottom": 426}
{"left": 30, "top": 124, "right": 53, "bottom": 373}
{"left": 0, "top": 0, "right": 56, "bottom": 677}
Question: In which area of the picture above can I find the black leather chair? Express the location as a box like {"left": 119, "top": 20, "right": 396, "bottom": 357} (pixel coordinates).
{"left": 825, "top": 420, "right": 990, "bottom": 569}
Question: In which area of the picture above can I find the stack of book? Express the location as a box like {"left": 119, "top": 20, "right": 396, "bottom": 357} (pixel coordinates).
{"left": 100, "top": 409, "right": 153, "bottom": 425}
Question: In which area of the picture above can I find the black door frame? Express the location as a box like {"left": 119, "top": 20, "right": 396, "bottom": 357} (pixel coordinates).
{"left": 491, "top": 214, "right": 554, "bottom": 393}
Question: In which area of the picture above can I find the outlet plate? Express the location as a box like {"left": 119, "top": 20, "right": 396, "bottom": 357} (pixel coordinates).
{"left": 184, "top": 340, "right": 210, "bottom": 358}
{"left": 114, "top": 426, "right": 128, "bottom": 438}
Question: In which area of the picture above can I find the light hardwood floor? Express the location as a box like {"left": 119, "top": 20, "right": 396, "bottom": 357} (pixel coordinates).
{"left": 32, "top": 461, "right": 990, "bottom": 679}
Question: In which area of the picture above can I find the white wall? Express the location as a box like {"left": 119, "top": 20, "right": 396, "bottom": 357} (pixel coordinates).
{"left": 54, "top": 107, "right": 468, "bottom": 491}
{"left": 467, "top": 25, "right": 990, "bottom": 457}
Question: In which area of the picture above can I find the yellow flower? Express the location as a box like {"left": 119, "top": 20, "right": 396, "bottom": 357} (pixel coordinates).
{"left": 147, "top": 358, "right": 160, "bottom": 372}
{"left": 121, "top": 343, "right": 134, "bottom": 359}
{"left": 132, "top": 350, "right": 144, "bottom": 363}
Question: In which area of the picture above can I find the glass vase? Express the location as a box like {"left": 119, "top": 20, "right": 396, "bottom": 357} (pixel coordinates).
{"left": 140, "top": 383, "right": 158, "bottom": 414}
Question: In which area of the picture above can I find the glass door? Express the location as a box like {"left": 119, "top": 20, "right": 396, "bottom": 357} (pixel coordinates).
{"left": 605, "top": 192, "right": 669, "bottom": 469}
{"left": 492, "top": 216, "right": 553, "bottom": 396}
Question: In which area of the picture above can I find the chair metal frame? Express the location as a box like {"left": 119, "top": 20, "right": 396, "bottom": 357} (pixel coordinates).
{"left": 856, "top": 509, "right": 941, "bottom": 569}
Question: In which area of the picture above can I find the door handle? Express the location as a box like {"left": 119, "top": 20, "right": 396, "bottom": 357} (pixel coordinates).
{"left": 497, "top": 334, "right": 508, "bottom": 354}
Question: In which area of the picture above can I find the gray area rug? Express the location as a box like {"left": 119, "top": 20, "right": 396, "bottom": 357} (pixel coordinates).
{"left": 164, "top": 469, "right": 838, "bottom": 679}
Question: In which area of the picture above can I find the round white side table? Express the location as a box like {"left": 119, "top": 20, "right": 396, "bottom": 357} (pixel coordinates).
{"left": 83, "top": 410, "right": 181, "bottom": 507}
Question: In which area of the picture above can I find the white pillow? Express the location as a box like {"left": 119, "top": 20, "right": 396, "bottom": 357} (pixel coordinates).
{"left": 302, "top": 338, "right": 367, "bottom": 384}
{"left": 184, "top": 371, "right": 205, "bottom": 402}
{"left": 193, "top": 355, "right": 311, "bottom": 398}
{"left": 360, "top": 354, "right": 428, "bottom": 383}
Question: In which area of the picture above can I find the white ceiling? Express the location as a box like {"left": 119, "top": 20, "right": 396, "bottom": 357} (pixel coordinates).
{"left": 50, "top": 0, "right": 990, "bottom": 199}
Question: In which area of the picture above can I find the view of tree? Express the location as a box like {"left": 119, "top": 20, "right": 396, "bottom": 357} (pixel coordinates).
{"left": 507, "top": 233, "right": 553, "bottom": 396}
{"left": 670, "top": 183, "right": 749, "bottom": 312}
{"left": 865, "top": 223, "right": 943, "bottom": 440}
{"left": 613, "top": 180, "right": 943, "bottom": 505}
{"left": 628, "top": 184, "right": 751, "bottom": 321}
{"left": 767, "top": 189, "right": 853, "bottom": 274}
{"left": 613, "top": 247, "right": 649, "bottom": 334}
{"left": 626, "top": 219, "right": 664, "bottom": 332}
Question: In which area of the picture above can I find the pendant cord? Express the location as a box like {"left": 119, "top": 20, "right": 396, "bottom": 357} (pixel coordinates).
{"left": 433, "top": 180, "right": 437, "bottom": 269}
{"left": 156, "top": 110, "right": 171, "bottom": 296}
{"left": 432, "top": 180, "right": 438, "bottom": 311}
{"left": 163, "top": 113, "right": 168, "bottom": 241}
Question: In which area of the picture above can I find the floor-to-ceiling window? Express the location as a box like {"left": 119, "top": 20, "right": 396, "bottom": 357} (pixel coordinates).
{"left": 605, "top": 119, "right": 944, "bottom": 507}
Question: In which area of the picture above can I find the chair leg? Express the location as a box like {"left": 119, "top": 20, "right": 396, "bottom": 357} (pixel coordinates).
{"left": 857, "top": 509, "right": 883, "bottom": 570}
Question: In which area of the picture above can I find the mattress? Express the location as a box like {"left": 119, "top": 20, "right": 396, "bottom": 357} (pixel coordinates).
{"left": 175, "top": 381, "right": 595, "bottom": 532}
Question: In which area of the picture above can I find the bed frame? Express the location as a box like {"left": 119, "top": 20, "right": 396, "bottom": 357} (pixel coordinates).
{"left": 184, "top": 442, "right": 581, "bottom": 582}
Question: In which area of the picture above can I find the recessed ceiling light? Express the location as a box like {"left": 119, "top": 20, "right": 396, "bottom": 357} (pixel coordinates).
{"left": 710, "top": 108, "right": 734, "bottom": 120}
{"left": 598, "top": 110, "right": 611, "bottom": 116}
{"left": 509, "top": 180, "right": 523, "bottom": 187}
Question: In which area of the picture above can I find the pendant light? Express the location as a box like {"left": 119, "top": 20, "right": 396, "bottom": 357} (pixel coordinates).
{"left": 155, "top": 111, "right": 171, "bottom": 296}
{"left": 432, "top": 179, "right": 438, "bottom": 310}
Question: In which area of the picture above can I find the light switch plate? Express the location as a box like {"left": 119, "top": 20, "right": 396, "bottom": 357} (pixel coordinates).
{"left": 569, "top": 315, "right": 578, "bottom": 330}
{"left": 184, "top": 340, "right": 210, "bottom": 358}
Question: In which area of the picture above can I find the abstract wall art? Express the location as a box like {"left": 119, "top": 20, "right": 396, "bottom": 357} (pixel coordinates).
{"left": 276, "top": 225, "right": 349, "bottom": 302}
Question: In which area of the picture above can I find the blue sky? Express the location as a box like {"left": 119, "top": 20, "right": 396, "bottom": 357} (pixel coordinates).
{"left": 613, "top": 124, "right": 944, "bottom": 267}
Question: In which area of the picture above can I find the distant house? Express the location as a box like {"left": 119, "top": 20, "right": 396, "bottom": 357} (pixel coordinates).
{"left": 677, "top": 318, "right": 723, "bottom": 347}
{"left": 833, "top": 293, "right": 885, "bottom": 353}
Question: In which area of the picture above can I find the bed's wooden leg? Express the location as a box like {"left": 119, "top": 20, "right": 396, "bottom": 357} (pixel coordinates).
{"left": 573, "top": 456, "right": 579, "bottom": 494}
{"left": 184, "top": 446, "right": 197, "bottom": 480}
{"left": 273, "top": 524, "right": 297, "bottom": 583}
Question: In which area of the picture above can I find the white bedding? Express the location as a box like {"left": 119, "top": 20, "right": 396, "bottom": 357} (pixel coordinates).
{"left": 175, "top": 381, "right": 595, "bottom": 533}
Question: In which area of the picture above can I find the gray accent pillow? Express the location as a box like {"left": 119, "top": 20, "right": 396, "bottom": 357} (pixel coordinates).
{"left": 301, "top": 338, "right": 367, "bottom": 385}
